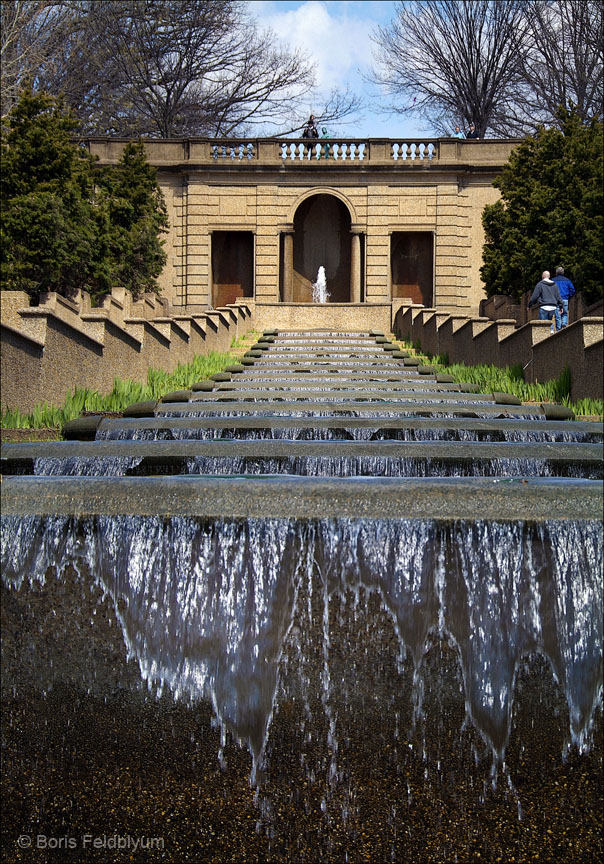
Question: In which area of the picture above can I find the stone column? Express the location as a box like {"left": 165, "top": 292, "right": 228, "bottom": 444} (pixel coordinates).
{"left": 283, "top": 232, "right": 294, "bottom": 302}
{"left": 350, "top": 230, "right": 362, "bottom": 303}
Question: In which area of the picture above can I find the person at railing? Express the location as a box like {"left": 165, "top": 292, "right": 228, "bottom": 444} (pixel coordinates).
{"left": 302, "top": 114, "right": 319, "bottom": 159}
{"left": 453, "top": 125, "right": 465, "bottom": 139}
{"left": 320, "top": 127, "right": 331, "bottom": 160}
{"left": 302, "top": 115, "right": 319, "bottom": 139}
{"left": 466, "top": 122, "right": 480, "bottom": 139}
{"left": 552, "top": 265, "right": 575, "bottom": 329}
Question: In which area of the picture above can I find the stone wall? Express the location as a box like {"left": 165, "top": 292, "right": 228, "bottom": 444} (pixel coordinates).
{"left": 251, "top": 302, "right": 393, "bottom": 333}
{"left": 84, "top": 137, "right": 518, "bottom": 316}
{"left": 1, "top": 289, "right": 253, "bottom": 414}
{"left": 393, "top": 302, "right": 604, "bottom": 402}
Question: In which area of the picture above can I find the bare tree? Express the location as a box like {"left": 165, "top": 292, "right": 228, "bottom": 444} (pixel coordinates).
{"left": 0, "top": 0, "right": 76, "bottom": 119}
{"left": 370, "top": 0, "right": 531, "bottom": 137}
{"left": 516, "top": 0, "right": 603, "bottom": 131}
{"left": 26, "top": 0, "right": 359, "bottom": 138}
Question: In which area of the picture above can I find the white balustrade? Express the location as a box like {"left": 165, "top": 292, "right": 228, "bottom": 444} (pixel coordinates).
{"left": 391, "top": 141, "right": 437, "bottom": 161}
{"left": 207, "top": 138, "right": 439, "bottom": 164}
{"left": 211, "top": 141, "right": 256, "bottom": 161}
{"left": 280, "top": 139, "right": 367, "bottom": 162}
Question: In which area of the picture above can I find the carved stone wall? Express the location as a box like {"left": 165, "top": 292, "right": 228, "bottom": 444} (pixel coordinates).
{"left": 84, "top": 137, "right": 517, "bottom": 316}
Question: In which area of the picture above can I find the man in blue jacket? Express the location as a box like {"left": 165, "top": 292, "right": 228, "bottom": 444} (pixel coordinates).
{"left": 552, "top": 266, "right": 575, "bottom": 329}
{"left": 528, "top": 271, "right": 563, "bottom": 334}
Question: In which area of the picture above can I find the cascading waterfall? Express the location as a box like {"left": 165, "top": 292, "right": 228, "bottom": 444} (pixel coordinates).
{"left": 3, "top": 325, "right": 602, "bottom": 859}
{"left": 95, "top": 423, "right": 602, "bottom": 444}
{"left": 34, "top": 456, "right": 144, "bottom": 476}
{"left": 2, "top": 514, "right": 601, "bottom": 781}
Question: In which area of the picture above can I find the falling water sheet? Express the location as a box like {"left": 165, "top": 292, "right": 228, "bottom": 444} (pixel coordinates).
{"left": 1, "top": 514, "right": 601, "bottom": 780}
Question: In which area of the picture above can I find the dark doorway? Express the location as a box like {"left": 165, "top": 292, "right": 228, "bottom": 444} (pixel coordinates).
{"left": 391, "top": 232, "right": 433, "bottom": 306}
{"left": 211, "top": 231, "right": 254, "bottom": 307}
{"left": 292, "top": 195, "right": 351, "bottom": 302}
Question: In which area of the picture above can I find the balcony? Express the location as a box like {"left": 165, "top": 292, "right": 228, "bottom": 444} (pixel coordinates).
{"left": 83, "top": 137, "right": 521, "bottom": 169}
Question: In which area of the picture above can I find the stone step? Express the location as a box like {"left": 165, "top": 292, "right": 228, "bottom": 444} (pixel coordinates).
{"left": 3, "top": 475, "right": 601, "bottom": 520}
{"left": 237, "top": 362, "right": 405, "bottom": 371}
{"left": 156, "top": 399, "right": 542, "bottom": 418}
{"left": 2, "top": 440, "right": 601, "bottom": 478}
{"left": 212, "top": 380, "right": 462, "bottom": 391}
{"left": 187, "top": 390, "right": 497, "bottom": 403}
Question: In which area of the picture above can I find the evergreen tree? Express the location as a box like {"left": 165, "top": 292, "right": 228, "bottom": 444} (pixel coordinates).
{"left": 481, "top": 110, "right": 603, "bottom": 306}
{"left": 1, "top": 89, "right": 169, "bottom": 304}
{"left": 96, "top": 141, "right": 168, "bottom": 297}
{"left": 1, "top": 88, "right": 111, "bottom": 301}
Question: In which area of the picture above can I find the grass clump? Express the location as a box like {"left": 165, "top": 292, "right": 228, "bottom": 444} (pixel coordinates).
{"left": 1, "top": 350, "right": 242, "bottom": 429}
{"left": 402, "top": 344, "right": 602, "bottom": 419}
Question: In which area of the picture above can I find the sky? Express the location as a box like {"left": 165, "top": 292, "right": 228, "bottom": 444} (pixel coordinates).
{"left": 250, "top": 0, "right": 427, "bottom": 139}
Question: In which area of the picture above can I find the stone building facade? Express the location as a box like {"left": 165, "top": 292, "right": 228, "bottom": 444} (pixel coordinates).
{"left": 84, "top": 137, "right": 519, "bottom": 316}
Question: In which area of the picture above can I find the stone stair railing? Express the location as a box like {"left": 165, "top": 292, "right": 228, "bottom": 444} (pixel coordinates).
{"left": 394, "top": 302, "right": 603, "bottom": 402}
{"left": 0, "top": 288, "right": 254, "bottom": 414}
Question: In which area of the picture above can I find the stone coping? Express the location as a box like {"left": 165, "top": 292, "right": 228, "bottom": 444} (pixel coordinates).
{"left": 96, "top": 416, "right": 603, "bottom": 435}
{"left": 2, "top": 439, "right": 601, "bottom": 467}
{"left": 2, "top": 475, "right": 601, "bottom": 521}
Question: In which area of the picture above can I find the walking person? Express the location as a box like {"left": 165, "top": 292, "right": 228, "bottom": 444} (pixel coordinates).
{"left": 466, "top": 122, "right": 480, "bottom": 139}
{"left": 552, "top": 266, "right": 575, "bottom": 328}
{"left": 528, "top": 271, "right": 564, "bottom": 334}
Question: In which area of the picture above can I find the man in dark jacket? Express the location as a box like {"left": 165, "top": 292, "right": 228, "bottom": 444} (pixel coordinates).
{"left": 528, "top": 271, "right": 563, "bottom": 334}
{"left": 552, "top": 266, "right": 575, "bottom": 329}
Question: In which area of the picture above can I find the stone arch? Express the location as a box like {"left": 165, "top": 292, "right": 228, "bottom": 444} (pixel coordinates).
{"left": 284, "top": 191, "right": 356, "bottom": 303}
{"left": 286, "top": 187, "right": 358, "bottom": 225}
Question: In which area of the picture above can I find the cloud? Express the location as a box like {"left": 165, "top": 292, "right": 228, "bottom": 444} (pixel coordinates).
{"left": 249, "top": 2, "right": 425, "bottom": 138}
{"left": 252, "top": 1, "right": 378, "bottom": 93}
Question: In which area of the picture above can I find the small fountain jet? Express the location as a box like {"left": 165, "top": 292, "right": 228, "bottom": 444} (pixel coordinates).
{"left": 312, "top": 266, "right": 329, "bottom": 303}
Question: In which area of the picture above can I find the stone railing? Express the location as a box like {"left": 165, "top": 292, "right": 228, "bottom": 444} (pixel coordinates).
{"left": 83, "top": 137, "right": 520, "bottom": 168}
{"left": 393, "top": 301, "right": 603, "bottom": 402}
{"left": 480, "top": 292, "right": 604, "bottom": 328}
{"left": 1, "top": 288, "right": 254, "bottom": 414}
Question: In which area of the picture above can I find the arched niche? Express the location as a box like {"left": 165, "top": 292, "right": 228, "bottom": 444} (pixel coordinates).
{"left": 288, "top": 194, "right": 353, "bottom": 303}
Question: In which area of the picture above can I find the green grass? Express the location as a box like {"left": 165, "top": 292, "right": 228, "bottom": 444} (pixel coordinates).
{"left": 1, "top": 350, "right": 242, "bottom": 429}
{"left": 3, "top": 333, "right": 601, "bottom": 428}
{"left": 405, "top": 346, "right": 602, "bottom": 419}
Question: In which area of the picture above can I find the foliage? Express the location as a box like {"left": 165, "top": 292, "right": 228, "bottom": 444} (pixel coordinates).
{"left": 0, "top": 89, "right": 111, "bottom": 300}
{"left": 481, "top": 110, "right": 603, "bottom": 305}
{"left": 406, "top": 345, "right": 603, "bottom": 416}
{"left": 1, "top": 90, "right": 169, "bottom": 303}
{"left": 96, "top": 141, "right": 168, "bottom": 299}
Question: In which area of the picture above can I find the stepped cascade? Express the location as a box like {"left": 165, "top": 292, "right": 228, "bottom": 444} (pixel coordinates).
{"left": 1, "top": 330, "right": 602, "bottom": 862}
